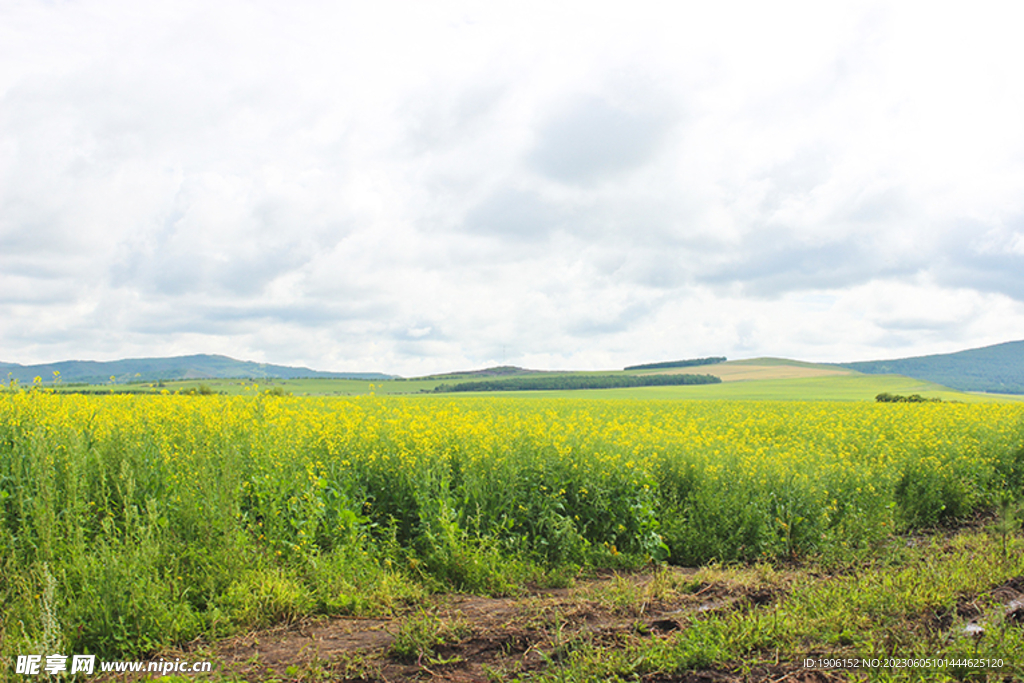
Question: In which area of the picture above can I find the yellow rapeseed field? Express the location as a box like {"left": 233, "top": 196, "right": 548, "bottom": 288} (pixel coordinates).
{"left": 2, "top": 391, "right": 1023, "bottom": 657}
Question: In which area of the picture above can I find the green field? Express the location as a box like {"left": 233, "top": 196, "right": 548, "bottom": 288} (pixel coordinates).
{"left": 56, "top": 358, "right": 1024, "bottom": 402}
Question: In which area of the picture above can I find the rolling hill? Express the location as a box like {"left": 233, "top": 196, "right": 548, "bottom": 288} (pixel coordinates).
{"left": 0, "top": 354, "right": 393, "bottom": 385}
{"left": 5, "top": 339, "right": 1024, "bottom": 399}
{"left": 834, "top": 340, "right": 1024, "bottom": 394}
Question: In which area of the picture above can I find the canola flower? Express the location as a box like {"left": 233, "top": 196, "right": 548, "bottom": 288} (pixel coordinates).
{"left": 1, "top": 391, "right": 1024, "bottom": 657}
{"left": 2, "top": 392, "right": 1022, "bottom": 562}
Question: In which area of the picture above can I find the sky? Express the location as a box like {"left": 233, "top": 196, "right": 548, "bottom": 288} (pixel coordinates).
{"left": 2, "top": 1, "right": 1024, "bottom": 376}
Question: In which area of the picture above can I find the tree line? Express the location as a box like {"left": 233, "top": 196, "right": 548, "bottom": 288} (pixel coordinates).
{"left": 433, "top": 373, "right": 722, "bottom": 392}
{"left": 875, "top": 392, "right": 942, "bottom": 403}
{"left": 624, "top": 357, "right": 726, "bottom": 371}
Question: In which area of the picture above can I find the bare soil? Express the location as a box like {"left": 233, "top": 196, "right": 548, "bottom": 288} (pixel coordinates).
{"left": 149, "top": 569, "right": 835, "bottom": 682}
{"left": 97, "top": 564, "right": 1024, "bottom": 682}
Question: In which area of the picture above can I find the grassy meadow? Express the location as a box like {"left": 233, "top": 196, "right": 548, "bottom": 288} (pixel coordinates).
{"left": 2, "top": 386, "right": 1024, "bottom": 680}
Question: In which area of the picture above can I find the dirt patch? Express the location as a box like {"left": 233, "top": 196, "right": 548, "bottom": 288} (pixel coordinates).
{"left": 928, "top": 574, "right": 1024, "bottom": 635}
{"left": 153, "top": 569, "right": 798, "bottom": 682}
{"left": 988, "top": 575, "right": 1024, "bottom": 602}
{"left": 218, "top": 617, "right": 394, "bottom": 668}
{"left": 988, "top": 575, "right": 1024, "bottom": 626}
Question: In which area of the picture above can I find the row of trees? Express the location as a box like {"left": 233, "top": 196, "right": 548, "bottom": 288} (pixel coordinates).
{"left": 624, "top": 357, "right": 726, "bottom": 371}
{"left": 875, "top": 392, "right": 942, "bottom": 403}
{"left": 434, "top": 373, "right": 722, "bottom": 392}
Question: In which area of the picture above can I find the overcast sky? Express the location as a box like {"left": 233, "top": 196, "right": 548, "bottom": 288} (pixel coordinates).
{"left": 2, "top": 1, "right": 1024, "bottom": 375}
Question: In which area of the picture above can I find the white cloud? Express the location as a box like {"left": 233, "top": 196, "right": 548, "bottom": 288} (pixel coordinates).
{"left": 2, "top": 0, "right": 1024, "bottom": 373}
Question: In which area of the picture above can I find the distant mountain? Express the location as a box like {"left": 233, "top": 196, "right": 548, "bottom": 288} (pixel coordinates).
{"left": 835, "top": 340, "right": 1024, "bottom": 394}
{"left": 0, "top": 354, "right": 393, "bottom": 384}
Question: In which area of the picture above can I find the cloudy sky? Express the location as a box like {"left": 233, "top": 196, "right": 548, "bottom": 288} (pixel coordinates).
{"left": 2, "top": 1, "right": 1024, "bottom": 375}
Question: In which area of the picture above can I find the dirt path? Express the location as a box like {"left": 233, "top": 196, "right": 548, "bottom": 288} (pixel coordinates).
{"left": 157, "top": 569, "right": 842, "bottom": 682}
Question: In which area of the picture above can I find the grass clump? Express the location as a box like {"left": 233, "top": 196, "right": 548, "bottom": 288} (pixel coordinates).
{"left": 387, "top": 608, "right": 470, "bottom": 663}
{"left": 515, "top": 531, "right": 1024, "bottom": 682}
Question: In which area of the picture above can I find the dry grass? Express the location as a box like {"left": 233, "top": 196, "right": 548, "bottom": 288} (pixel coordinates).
{"left": 638, "top": 361, "right": 855, "bottom": 382}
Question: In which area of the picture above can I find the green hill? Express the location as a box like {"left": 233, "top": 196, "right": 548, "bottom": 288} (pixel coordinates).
{"left": 1, "top": 354, "right": 393, "bottom": 385}
{"left": 835, "top": 340, "right": 1024, "bottom": 394}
